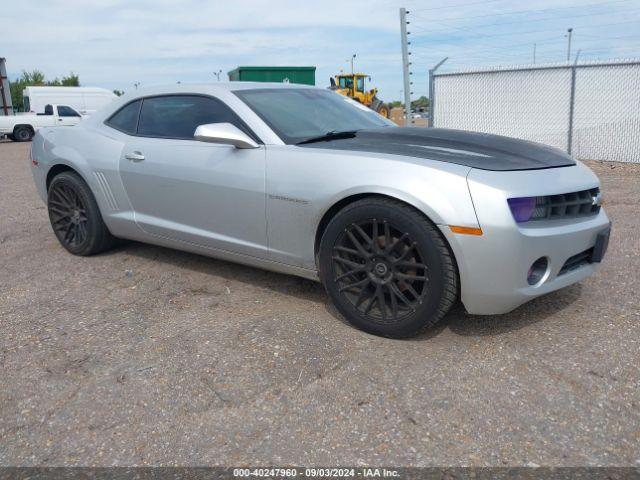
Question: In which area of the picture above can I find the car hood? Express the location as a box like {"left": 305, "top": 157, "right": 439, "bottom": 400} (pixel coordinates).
{"left": 298, "top": 127, "right": 575, "bottom": 171}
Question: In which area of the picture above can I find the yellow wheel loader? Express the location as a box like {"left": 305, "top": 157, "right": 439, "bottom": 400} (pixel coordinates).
{"left": 330, "top": 73, "right": 390, "bottom": 118}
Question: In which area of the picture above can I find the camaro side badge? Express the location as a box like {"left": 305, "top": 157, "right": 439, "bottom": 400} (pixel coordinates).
{"left": 592, "top": 192, "right": 603, "bottom": 207}
{"left": 269, "top": 194, "right": 310, "bottom": 205}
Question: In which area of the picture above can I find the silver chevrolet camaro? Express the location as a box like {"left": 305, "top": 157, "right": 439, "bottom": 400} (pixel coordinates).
{"left": 30, "top": 83, "right": 611, "bottom": 337}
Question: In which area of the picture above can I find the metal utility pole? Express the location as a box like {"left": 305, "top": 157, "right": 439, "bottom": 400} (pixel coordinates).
{"left": 400, "top": 7, "right": 413, "bottom": 125}
{"left": 566, "top": 28, "right": 573, "bottom": 62}
{"left": 349, "top": 54, "right": 356, "bottom": 75}
{"left": 533, "top": 43, "right": 537, "bottom": 64}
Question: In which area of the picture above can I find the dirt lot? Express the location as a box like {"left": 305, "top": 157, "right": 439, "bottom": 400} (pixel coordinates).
{"left": 1, "top": 140, "right": 639, "bottom": 467}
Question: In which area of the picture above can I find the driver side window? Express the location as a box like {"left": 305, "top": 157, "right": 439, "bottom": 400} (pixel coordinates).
{"left": 105, "top": 94, "right": 258, "bottom": 142}
{"left": 137, "top": 95, "right": 255, "bottom": 140}
{"left": 57, "top": 106, "right": 81, "bottom": 117}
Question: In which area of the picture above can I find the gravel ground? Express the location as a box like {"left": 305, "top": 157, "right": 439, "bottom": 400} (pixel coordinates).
{"left": 1, "top": 140, "right": 639, "bottom": 467}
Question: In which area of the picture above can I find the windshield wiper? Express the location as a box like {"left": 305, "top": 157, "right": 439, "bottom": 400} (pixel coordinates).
{"left": 296, "top": 130, "right": 358, "bottom": 145}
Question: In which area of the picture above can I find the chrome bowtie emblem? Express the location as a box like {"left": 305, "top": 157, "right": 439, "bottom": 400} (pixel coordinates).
{"left": 592, "top": 192, "right": 602, "bottom": 207}
{"left": 375, "top": 263, "right": 388, "bottom": 276}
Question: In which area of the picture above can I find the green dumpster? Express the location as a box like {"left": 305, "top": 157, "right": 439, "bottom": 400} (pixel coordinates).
{"left": 227, "top": 66, "right": 316, "bottom": 86}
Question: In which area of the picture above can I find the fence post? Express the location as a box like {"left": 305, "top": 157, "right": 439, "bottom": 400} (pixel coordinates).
{"left": 428, "top": 69, "right": 434, "bottom": 128}
{"left": 428, "top": 57, "right": 448, "bottom": 128}
{"left": 567, "top": 51, "right": 581, "bottom": 155}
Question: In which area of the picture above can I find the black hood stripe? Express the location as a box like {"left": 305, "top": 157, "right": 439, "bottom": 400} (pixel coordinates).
{"left": 298, "top": 127, "right": 575, "bottom": 171}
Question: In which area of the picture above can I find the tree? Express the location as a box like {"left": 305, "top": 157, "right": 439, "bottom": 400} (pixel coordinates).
{"left": 388, "top": 97, "right": 430, "bottom": 111}
{"left": 20, "top": 70, "right": 46, "bottom": 85}
{"left": 9, "top": 69, "right": 81, "bottom": 111}
{"left": 411, "top": 96, "right": 429, "bottom": 111}
{"left": 48, "top": 72, "right": 80, "bottom": 87}
{"left": 61, "top": 72, "right": 80, "bottom": 86}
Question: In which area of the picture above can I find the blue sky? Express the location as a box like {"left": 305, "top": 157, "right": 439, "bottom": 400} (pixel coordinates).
{"left": 3, "top": 0, "right": 639, "bottom": 101}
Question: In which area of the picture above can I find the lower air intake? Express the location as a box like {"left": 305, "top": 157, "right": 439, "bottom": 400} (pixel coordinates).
{"left": 558, "top": 248, "right": 594, "bottom": 276}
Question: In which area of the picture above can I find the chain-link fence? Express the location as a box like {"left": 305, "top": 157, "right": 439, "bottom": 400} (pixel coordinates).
{"left": 430, "top": 59, "right": 640, "bottom": 163}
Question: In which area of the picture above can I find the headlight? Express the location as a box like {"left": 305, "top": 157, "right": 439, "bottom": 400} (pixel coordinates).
{"left": 507, "top": 197, "right": 536, "bottom": 223}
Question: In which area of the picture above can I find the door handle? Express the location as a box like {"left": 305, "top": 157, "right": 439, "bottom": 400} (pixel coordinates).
{"left": 125, "top": 152, "right": 145, "bottom": 162}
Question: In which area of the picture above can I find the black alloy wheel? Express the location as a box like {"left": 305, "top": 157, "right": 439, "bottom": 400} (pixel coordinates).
{"left": 47, "top": 171, "right": 116, "bottom": 256}
{"left": 319, "top": 197, "right": 458, "bottom": 338}
{"left": 49, "top": 181, "right": 89, "bottom": 249}
{"left": 332, "top": 219, "right": 428, "bottom": 322}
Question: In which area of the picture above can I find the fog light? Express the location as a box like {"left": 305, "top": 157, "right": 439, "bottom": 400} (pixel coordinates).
{"left": 527, "top": 257, "right": 548, "bottom": 285}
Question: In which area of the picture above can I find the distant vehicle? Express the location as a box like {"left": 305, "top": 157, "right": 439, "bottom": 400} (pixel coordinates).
{"left": 329, "top": 73, "right": 389, "bottom": 118}
{"left": 23, "top": 86, "right": 116, "bottom": 115}
{"left": 0, "top": 104, "right": 82, "bottom": 141}
{"left": 30, "top": 83, "right": 610, "bottom": 338}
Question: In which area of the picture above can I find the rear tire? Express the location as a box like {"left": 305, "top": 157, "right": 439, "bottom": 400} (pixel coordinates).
{"left": 47, "top": 171, "right": 116, "bottom": 256}
{"left": 13, "top": 126, "right": 33, "bottom": 142}
{"left": 319, "top": 197, "right": 458, "bottom": 338}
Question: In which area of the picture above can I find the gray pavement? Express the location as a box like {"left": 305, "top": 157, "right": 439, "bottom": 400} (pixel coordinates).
{"left": 1, "top": 140, "right": 639, "bottom": 466}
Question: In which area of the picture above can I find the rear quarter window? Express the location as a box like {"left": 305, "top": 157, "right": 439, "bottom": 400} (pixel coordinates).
{"left": 105, "top": 100, "right": 142, "bottom": 134}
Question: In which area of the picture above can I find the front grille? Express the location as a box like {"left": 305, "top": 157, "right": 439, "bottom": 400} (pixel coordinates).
{"left": 558, "top": 248, "right": 593, "bottom": 275}
{"left": 531, "top": 187, "right": 600, "bottom": 221}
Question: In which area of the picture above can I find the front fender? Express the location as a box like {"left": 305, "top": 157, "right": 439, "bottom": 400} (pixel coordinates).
{"left": 317, "top": 169, "right": 479, "bottom": 230}
{"left": 265, "top": 145, "right": 479, "bottom": 270}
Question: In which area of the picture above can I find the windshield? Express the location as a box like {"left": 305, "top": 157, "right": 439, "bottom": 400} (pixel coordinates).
{"left": 234, "top": 88, "right": 393, "bottom": 144}
{"left": 338, "top": 77, "right": 352, "bottom": 89}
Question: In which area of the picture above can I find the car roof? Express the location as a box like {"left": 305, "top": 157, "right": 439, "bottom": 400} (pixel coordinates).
{"left": 127, "top": 82, "right": 315, "bottom": 97}
{"left": 82, "top": 81, "right": 321, "bottom": 145}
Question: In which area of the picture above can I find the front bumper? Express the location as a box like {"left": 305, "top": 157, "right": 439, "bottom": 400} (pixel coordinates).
{"left": 442, "top": 162, "right": 611, "bottom": 315}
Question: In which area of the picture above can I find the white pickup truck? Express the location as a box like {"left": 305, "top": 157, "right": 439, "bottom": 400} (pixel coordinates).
{"left": 0, "top": 104, "right": 83, "bottom": 142}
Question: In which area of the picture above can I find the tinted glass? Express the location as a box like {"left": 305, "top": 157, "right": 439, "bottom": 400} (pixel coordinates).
{"left": 137, "top": 95, "right": 244, "bottom": 139}
{"left": 339, "top": 77, "right": 352, "bottom": 89}
{"left": 57, "top": 105, "right": 81, "bottom": 117}
{"left": 106, "top": 100, "right": 141, "bottom": 134}
{"left": 235, "top": 88, "right": 393, "bottom": 144}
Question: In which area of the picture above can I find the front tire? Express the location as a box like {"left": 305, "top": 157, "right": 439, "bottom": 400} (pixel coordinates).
{"left": 371, "top": 97, "right": 389, "bottom": 118}
{"left": 376, "top": 103, "right": 390, "bottom": 118}
{"left": 47, "top": 171, "right": 116, "bottom": 256}
{"left": 319, "top": 198, "right": 458, "bottom": 338}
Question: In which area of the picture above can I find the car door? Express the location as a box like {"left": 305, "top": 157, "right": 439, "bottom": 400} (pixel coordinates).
{"left": 117, "top": 94, "right": 268, "bottom": 259}
{"left": 56, "top": 105, "right": 82, "bottom": 126}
